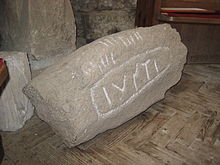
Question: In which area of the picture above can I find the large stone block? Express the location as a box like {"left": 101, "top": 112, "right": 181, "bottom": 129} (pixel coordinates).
{"left": 0, "top": 0, "right": 76, "bottom": 69}
{"left": 24, "top": 24, "right": 187, "bottom": 147}
{"left": 0, "top": 52, "right": 33, "bottom": 131}
{"left": 28, "top": 0, "right": 76, "bottom": 60}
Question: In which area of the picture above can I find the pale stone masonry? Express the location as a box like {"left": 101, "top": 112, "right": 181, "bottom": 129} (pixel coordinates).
{"left": 0, "top": 0, "right": 76, "bottom": 70}
{"left": 0, "top": 52, "right": 33, "bottom": 131}
{"left": 24, "top": 24, "right": 187, "bottom": 147}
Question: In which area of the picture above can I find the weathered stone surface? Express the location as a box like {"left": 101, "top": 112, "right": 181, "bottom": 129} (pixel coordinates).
{"left": 0, "top": 0, "right": 76, "bottom": 68}
{"left": 0, "top": 52, "right": 33, "bottom": 131}
{"left": 0, "top": 0, "right": 30, "bottom": 51}
{"left": 71, "top": 0, "right": 137, "bottom": 11}
{"left": 71, "top": 0, "right": 136, "bottom": 47}
{"left": 28, "top": 0, "right": 76, "bottom": 60}
{"left": 24, "top": 24, "right": 187, "bottom": 147}
{"left": 82, "top": 10, "right": 136, "bottom": 42}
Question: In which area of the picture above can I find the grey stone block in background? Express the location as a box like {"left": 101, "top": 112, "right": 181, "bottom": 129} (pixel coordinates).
{"left": 0, "top": 52, "right": 33, "bottom": 131}
{"left": 24, "top": 24, "right": 187, "bottom": 147}
{"left": 0, "top": 0, "right": 76, "bottom": 70}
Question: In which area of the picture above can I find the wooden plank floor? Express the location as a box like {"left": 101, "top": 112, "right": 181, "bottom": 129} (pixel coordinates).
{"left": 1, "top": 64, "right": 220, "bottom": 165}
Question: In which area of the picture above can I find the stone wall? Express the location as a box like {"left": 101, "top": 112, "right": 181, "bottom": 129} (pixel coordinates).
{"left": 71, "top": 0, "right": 137, "bottom": 47}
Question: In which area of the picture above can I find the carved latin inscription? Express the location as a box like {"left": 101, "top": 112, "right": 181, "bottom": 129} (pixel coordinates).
{"left": 96, "top": 31, "right": 143, "bottom": 48}
{"left": 91, "top": 47, "right": 171, "bottom": 118}
{"left": 95, "top": 32, "right": 144, "bottom": 74}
